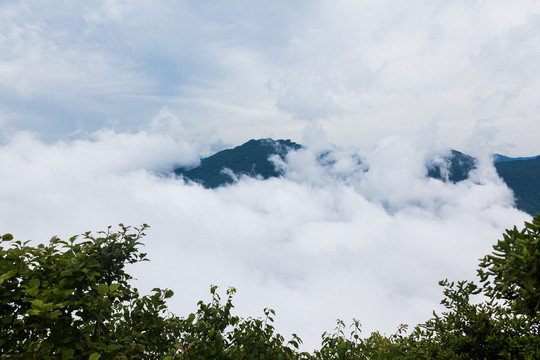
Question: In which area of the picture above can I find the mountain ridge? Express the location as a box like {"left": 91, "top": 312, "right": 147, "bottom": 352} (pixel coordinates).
{"left": 493, "top": 154, "right": 540, "bottom": 163}
{"left": 174, "top": 139, "right": 540, "bottom": 216}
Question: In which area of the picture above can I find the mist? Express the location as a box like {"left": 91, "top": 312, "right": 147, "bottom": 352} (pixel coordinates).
{"left": 0, "top": 120, "right": 530, "bottom": 350}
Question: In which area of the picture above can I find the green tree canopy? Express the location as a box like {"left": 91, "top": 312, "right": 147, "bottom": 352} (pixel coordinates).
{"left": 478, "top": 215, "right": 540, "bottom": 316}
{"left": 0, "top": 225, "right": 187, "bottom": 359}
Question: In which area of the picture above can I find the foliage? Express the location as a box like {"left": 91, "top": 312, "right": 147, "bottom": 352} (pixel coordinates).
{"left": 175, "top": 286, "right": 306, "bottom": 360}
{"left": 1, "top": 215, "right": 540, "bottom": 359}
{"left": 399, "top": 214, "right": 540, "bottom": 359}
{"left": 311, "top": 319, "right": 405, "bottom": 360}
{"left": 0, "top": 225, "right": 183, "bottom": 359}
{"left": 478, "top": 215, "right": 540, "bottom": 316}
{"left": 402, "top": 280, "right": 539, "bottom": 359}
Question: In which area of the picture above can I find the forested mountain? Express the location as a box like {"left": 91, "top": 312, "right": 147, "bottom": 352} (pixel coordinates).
{"left": 426, "top": 150, "right": 476, "bottom": 183}
{"left": 174, "top": 139, "right": 301, "bottom": 188}
{"left": 494, "top": 156, "right": 540, "bottom": 216}
{"left": 174, "top": 139, "right": 540, "bottom": 216}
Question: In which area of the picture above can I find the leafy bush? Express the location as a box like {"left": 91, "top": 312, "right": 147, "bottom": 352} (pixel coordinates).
{"left": 400, "top": 215, "right": 540, "bottom": 359}
{"left": 0, "top": 224, "right": 186, "bottom": 359}
{"left": 479, "top": 215, "right": 540, "bottom": 316}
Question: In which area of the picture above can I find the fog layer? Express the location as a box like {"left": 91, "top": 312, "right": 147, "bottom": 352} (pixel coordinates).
{"left": 0, "top": 121, "right": 529, "bottom": 350}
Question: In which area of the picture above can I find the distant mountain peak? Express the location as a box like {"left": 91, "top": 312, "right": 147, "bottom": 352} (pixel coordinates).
{"left": 426, "top": 150, "right": 476, "bottom": 183}
{"left": 242, "top": 138, "right": 301, "bottom": 153}
{"left": 174, "top": 138, "right": 301, "bottom": 188}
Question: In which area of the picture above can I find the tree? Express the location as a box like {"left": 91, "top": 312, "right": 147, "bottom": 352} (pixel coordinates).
{"left": 399, "top": 214, "right": 540, "bottom": 359}
{"left": 174, "top": 286, "right": 306, "bottom": 359}
{"left": 400, "top": 280, "right": 539, "bottom": 359}
{"left": 0, "top": 225, "right": 183, "bottom": 359}
{"left": 478, "top": 214, "right": 540, "bottom": 316}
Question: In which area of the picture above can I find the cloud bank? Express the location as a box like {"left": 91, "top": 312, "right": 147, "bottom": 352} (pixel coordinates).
{"left": 0, "top": 118, "right": 530, "bottom": 350}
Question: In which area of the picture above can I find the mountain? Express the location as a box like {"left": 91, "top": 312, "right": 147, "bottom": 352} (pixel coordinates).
{"left": 493, "top": 154, "right": 540, "bottom": 163}
{"left": 174, "top": 139, "right": 539, "bottom": 216}
{"left": 174, "top": 139, "right": 301, "bottom": 188}
{"left": 494, "top": 157, "right": 540, "bottom": 216}
{"left": 426, "top": 150, "right": 476, "bottom": 183}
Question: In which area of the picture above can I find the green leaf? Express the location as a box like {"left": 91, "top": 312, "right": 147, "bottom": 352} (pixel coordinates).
{"left": 26, "top": 309, "right": 42, "bottom": 316}
{"left": 96, "top": 283, "right": 108, "bottom": 295}
{"left": 47, "top": 310, "right": 62, "bottom": 320}
{"left": 29, "top": 278, "right": 40, "bottom": 288}
{"left": 89, "top": 353, "right": 101, "bottom": 360}
{"left": 31, "top": 299, "right": 45, "bottom": 309}
{"left": 1, "top": 233, "right": 13, "bottom": 241}
{"left": 61, "top": 348, "right": 75, "bottom": 360}
{"left": 105, "top": 344, "right": 118, "bottom": 351}
{"left": 0, "top": 270, "right": 16, "bottom": 286}
{"left": 25, "top": 287, "right": 39, "bottom": 297}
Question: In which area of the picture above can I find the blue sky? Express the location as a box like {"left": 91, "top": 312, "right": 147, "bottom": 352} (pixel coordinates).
{"left": 1, "top": 0, "right": 540, "bottom": 155}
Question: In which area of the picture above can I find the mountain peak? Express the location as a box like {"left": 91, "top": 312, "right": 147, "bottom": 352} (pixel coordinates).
{"left": 174, "top": 138, "right": 301, "bottom": 188}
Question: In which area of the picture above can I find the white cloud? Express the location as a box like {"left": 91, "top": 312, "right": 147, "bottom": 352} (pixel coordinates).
{"left": 264, "top": 0, "right": 540, "bottom": 154}
{"left": 0, "top": 123, "right": 529, "bottom": 350}
{"left": 0, "top": 3, "right": 143, "bottom": 98}
{"left": 84, "top": 0, "right": 130, "bottom": 24}
{"left": 2, "top": 1, "right": 540, "bottom": 153}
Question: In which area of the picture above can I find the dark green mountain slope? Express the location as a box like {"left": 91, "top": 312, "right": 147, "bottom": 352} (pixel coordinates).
{"left": 426, "top": 150, "right": 476, "bottom": 183}
{"left": 495, "top": 157, "right": 540, "bottom": 216}
{"left": 174, "top": 139, "right": 301, "bottom": 188}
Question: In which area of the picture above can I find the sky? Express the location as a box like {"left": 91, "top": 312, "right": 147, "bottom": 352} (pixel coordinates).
{"left": 1, "top": 0, "right": 540, "bottom": 154}
{"left": 0, "top": 0, "right": 539, "bottom": 351}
